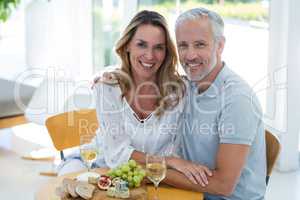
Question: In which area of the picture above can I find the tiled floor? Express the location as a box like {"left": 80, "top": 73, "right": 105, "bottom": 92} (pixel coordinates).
{"left": 1, "top": 124, "right": 300, "bottom": 200}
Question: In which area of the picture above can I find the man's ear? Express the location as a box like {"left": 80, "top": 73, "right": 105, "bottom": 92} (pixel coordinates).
{"left": 217, "top": 36, "right": 225, "bottom": 55}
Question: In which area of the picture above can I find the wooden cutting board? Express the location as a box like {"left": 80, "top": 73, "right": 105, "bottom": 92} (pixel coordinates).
{"left": 92, "top": 186, "right": 147, "bottom": 200}
{"left": 62, "top": 186, "right": 147, "bottom": 200}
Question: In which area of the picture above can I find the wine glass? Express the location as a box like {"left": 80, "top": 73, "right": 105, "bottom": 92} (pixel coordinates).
{"left": 80, "top": 134, "right": 98, "bottom": 173}
{"left": 146, "top": 154, "right": 167, "bottom": 200}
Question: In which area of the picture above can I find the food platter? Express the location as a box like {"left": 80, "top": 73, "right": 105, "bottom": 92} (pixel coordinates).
{"left": 56, "top": 160, "right": 147, "bottom": 200}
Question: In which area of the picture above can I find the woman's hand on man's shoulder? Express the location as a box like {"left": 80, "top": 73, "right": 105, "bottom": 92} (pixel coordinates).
{"left": 92, "top": 71, "right": 118, "bottom": 89}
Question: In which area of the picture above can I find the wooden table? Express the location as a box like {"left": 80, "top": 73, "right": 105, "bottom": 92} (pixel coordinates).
{"left": 35, "top": 168, "right": 203, "bottom": 200}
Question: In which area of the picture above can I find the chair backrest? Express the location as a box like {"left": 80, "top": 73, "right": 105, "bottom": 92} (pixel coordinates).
{"left": 265, "top": 130, "right": 280, "bottom": 182}
{"left": 45, "top": 109, "right": 99, "bottom": 151}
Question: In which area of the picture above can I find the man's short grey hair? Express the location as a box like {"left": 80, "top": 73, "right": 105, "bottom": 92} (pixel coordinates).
{"left": 176, "top": 8, "right": 224, "bottom": 41}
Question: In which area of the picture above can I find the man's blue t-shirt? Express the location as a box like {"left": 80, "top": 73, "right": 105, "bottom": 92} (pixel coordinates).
{"left": 179, "top": 65, "right": 267, "bottom": 200}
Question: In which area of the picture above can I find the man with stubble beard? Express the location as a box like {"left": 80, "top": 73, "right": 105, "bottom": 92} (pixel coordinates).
{"left": 165, "top": 8, "right": 267, "bottom": 200}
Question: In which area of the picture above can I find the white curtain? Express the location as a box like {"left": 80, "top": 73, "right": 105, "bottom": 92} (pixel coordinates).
{"left": 25, "top": 0, "right": 93, "bottom": 79}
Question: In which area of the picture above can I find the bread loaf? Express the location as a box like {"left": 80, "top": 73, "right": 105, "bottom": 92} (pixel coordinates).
{"left": 67, "top": 180, "right": 79, "bottom": 198}
{"left": 75, "top": 182, "right": 96, "bottom": 200}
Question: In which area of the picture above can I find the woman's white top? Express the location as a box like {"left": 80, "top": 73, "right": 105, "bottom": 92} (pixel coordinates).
{"left": 93, "top": 81, "right": 184, "bottom": 168}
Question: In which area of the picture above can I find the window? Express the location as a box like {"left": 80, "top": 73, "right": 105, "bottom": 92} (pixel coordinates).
{"left": 93, "top": 0, "right": 123, "bottom": 71}
{"left": 0, "top": 6, "right": 26, "bottom": 80}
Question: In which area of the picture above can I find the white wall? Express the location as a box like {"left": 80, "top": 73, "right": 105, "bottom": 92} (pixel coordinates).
{"left": 267, "top": 0, "right": 300, "bottom": 171}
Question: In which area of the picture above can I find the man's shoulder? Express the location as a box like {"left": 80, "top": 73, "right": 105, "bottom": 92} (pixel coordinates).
{"left": 219, "top": 65, "right": 263, "bottom": 115}
{"left": 220, "top": 66, "right": 254, "bottom": 98}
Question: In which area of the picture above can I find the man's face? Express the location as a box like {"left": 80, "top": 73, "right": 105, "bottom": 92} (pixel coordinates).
{"left": 176, "top": 18, "right": 223, "bottom": 82}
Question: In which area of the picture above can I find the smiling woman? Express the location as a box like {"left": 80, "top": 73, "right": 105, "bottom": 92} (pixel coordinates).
{"left": 93, "top": 10, "right": 186, "bottom": 168}
{"left": 113, "top": 10, "right": 184, "bottom": 117}
{"left": 58, "top": 10, "right": 186, "bottom": 175}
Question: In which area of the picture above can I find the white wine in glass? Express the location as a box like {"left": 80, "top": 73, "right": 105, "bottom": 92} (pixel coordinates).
{"left": 80, "top": 134, "right": 98, "bottom": 172}
{"left": 146, "top": 154, "right": 167, "bottom": 200}
{"left": 80, "top": 148, "right": 97, "bottom": 169}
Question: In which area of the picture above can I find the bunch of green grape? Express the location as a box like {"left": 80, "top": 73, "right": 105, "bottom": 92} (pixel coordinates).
{"left": 107, "top": 159, "right": 146, "bottom": 188}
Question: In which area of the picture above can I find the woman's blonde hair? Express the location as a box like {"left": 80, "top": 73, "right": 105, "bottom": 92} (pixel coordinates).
{"left": 111, "top": 10, "right": 185, "bottom": 116}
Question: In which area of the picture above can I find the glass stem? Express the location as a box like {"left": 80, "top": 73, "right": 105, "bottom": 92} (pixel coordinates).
{"left": 154, "top": 183, "right": 159, "bottom": 200}
{"left": 87, "top": 162, "right": 92, "bottom": 172}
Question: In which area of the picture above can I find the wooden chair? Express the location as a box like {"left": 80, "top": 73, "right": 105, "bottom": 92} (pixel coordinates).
{"left": 45, "top": 109, "right": 99, "bottom": 160}
{"left": 265, "top": 130, "right": 280, "bottom": 185}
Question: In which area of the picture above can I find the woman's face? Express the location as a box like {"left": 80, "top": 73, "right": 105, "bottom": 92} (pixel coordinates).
{"left": 126, "top": 24, "right": 167, "bottom": 81}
